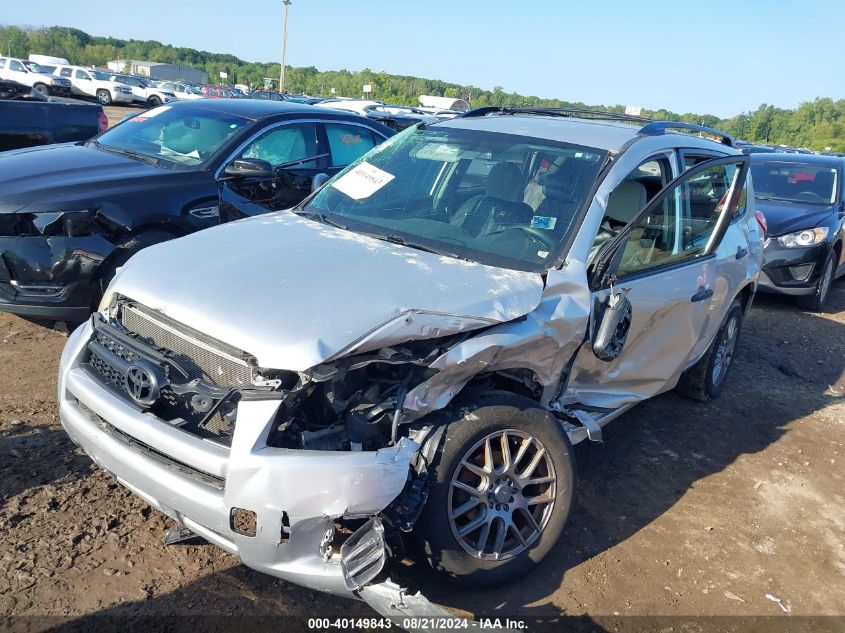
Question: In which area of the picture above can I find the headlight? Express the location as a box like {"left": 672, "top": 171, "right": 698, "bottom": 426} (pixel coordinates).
{"left": 776, "top": 227, "right": 829, "bottom": 248}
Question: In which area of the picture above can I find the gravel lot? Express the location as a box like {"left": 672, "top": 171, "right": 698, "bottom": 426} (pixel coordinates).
{"left": 0, "top": 282, "right": 843, "bottom": 630}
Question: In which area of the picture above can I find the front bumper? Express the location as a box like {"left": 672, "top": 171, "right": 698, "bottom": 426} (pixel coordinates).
{"left": 58, "top": 321, "right": 418, "bottom": 598}
{"left": 759, "top": 239, "right": 828, "bottom": 296}
{"left": 0, "top": 235, "right": 112, "bottom": 320}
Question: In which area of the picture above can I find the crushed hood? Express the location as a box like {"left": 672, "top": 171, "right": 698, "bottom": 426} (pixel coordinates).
{"left": 110, "top": 212, "right": 545, "bottom": 371}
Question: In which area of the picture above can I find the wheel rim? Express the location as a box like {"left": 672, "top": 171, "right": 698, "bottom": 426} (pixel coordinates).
{"left": 818, "top": 258, "right": 834, "bottom": 305}
{"left": 712, "top": 315, "right": 738, "bottom": 386}
{"left": 98, "top": 92, "right": 109, "bottom": 104}
{"left": 447, "top": 429, "right": 556, "bottom": 561}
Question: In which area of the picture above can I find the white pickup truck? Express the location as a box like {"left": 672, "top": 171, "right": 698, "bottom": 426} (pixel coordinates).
{"left": 54, "top": 65, "right": 134, "bottom": 105}
{"left": 109, "top": 73, "right": 176, "bottom": 107}
{"left": 0, "top": 57, "right": 73, "bottom": 96}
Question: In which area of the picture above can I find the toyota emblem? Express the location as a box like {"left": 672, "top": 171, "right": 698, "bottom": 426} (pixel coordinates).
{"left": 124, "top": 361, "right": 162, "bottom": 406}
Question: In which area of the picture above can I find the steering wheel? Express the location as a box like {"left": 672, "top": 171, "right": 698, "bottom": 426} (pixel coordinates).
{"left": 487, "top": 225, "right": 556, "bottom": 249}
{"left": 793, "top": 191, "right": 824, "bottom": 202}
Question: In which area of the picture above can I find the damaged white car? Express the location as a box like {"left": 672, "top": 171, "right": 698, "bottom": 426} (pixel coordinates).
{"left": 58, "top": 107, "right": 763, "bottom": 617}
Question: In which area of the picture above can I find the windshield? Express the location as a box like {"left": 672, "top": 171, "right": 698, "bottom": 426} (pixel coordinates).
{"left": 751, "top": 161, "right": 839, "bottom": 205}
{"left": 22, "top": 61, "right": 48, "bottom": 73}
{"left": 304, "top": 126, "right": 606, "bottom": 271}
{"left": 92, "top": 105, "right": 252, "bottom": 168}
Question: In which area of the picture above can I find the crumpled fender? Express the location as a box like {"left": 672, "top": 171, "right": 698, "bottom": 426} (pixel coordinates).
{"left": 402, "top": 261, "right": 593, "bottom": 419}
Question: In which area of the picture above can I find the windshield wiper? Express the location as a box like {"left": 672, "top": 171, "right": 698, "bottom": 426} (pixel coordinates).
{"left": 92, "top": 141, "right": 161, "bottom": 167}
{"left": 379, "top": 234, "right": 462, "bottom": 259}
{"left": 294, "top": 210, "right": 348, "bottom": 230}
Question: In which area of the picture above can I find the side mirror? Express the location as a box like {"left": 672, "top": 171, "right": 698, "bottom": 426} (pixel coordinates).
{"left": 592, "top": 288, "right": 632, "bottom": 362}
{"left": 311, "top": 172, "right": 330, "bottom": 193}
{"left": 222, "top": 158, "right": 274, "bottom": 180}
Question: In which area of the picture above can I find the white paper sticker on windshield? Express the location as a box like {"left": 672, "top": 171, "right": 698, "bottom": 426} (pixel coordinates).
{"left": 331, "top": 162, "right": 395, "bottom": 200}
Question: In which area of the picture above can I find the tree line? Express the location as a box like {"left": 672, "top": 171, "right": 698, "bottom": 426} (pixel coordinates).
{"left": 3, "top": 24, "right": 844, "bottom": 151}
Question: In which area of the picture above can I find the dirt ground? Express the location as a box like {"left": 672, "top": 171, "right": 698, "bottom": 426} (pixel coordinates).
{"left": 102, "top": 104, "right": 146, "bottom": 128}
{"left": 0, "top": 281, "right": 843, "bottom": 631}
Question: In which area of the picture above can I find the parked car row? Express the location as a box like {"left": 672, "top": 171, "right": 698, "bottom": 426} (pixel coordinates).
{"left": 1, "top": 98, "right": 842, "bottom": 620}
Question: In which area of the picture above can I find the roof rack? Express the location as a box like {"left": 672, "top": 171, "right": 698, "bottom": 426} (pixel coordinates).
{"left": 459, "top": 106, "right": 735, "bottom": 148}
{"left": 460, "top": 106, "right": 652, "bottom": 123}
{"left": 639, "top": 121, "right": 734, "bottom": 147}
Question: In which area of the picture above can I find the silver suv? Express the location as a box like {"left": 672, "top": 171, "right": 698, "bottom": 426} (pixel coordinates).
{"left": 58, "top": 108, "right": 762, "bottom": 616}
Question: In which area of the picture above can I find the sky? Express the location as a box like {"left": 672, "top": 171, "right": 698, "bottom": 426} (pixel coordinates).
{"left": 2, "top": 0, "right": 842, "bottom": 118}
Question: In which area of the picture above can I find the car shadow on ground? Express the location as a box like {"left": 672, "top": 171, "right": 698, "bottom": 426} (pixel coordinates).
{"left": 29, "top": 282, "right": 845, "bottom": 633}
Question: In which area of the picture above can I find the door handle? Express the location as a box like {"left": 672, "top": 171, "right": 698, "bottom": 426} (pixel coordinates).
{"left": 691, "top": 287, "right": 713, "bottom": 302}
{"left": 736, "top": 246, "right": 748, "bottom": 260}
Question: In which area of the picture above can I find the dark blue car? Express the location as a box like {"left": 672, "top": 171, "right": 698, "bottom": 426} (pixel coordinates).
{"left": 751, "top": 153, "right": 845, "bottom": 310}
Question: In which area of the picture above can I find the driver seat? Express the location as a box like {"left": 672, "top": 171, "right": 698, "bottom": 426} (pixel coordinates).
{"left": 451, "top": 163, "right": 534, "bottom": 237}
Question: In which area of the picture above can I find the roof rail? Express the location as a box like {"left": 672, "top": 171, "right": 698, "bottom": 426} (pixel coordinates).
{"left": 639, "top": 121, "right": 734, "bottom": 147}
{"left": 458, "top": 106, "right": 735, "bottom": 148}
{"left": 459, "top": 105, "right": 652, "bottom": 123}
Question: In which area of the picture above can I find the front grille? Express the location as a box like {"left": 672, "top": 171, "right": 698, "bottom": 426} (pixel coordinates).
{"left": 119, "top": 303, "right": 253, "bottom": 388}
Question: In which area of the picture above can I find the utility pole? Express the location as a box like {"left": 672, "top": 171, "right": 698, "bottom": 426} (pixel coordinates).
{"left": 280, "top": 0, "right": 292, "bottom": 92}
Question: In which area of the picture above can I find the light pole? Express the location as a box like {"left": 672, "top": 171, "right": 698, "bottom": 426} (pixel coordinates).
{"left": 280, "top": 0, "right": 292, "bottom": 92}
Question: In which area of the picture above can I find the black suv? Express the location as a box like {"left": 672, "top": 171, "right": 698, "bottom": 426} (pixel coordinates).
{"left": 751, "top": 153, "right": 845, "bottom": 310}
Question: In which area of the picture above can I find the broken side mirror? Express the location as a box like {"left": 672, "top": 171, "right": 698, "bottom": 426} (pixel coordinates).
{"left": 222, "top": 158, "right": 274, "bottom": 180}
{"left": 592, "top": 286, "right": 632, "bottom": 362}
{"left": 311, "top": 172, "right": 330, "bottom": 193}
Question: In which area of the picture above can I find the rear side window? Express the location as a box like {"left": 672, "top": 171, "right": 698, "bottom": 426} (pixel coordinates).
{"left": 325, "top": 123, "right": 378, "bottom": 167}
{"left": 0, "top": 59, "right": 6, "bottom": 69}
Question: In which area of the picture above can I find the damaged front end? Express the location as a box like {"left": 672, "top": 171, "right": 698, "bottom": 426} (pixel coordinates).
{"left": 59, "top": 295, "right": 468, "bottom": 603}
{"left": 0, "top": 209, "right": 123, "bottom": 319}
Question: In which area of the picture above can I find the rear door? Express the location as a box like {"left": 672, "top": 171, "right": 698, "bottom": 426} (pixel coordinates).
{"left": 567, "top": 154, "right": 750, "bottom": 409}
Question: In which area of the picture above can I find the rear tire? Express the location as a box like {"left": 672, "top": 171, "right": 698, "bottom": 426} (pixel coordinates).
{"left": 415, "top": 391, "right": 575, "bottom": 587}
{"left": 675, "top": 298, "right": 743, "bottom": 402}
{"left": 797, "top": 251, "right": 835, "bottom": 312}
{"left": 91, "top": 230, "right": 176, "bottom": 310}
{"left": 96, "top": 89, "right": 112, "bottom": 105}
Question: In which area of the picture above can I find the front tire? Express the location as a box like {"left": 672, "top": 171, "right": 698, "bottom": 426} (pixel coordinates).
{"left": 33, "top": 82, "right": 50, "bottom": 96}
{"left": 675, "top": 298, "right": 743, "bottom": 402}
{"left": 148, "top": 95, "right": 162, "bottom": 107}
{"left": 96, "top": 89, "right": 112, "bottom": 105}
{"left": 415, "top": 392, "right": 575, "bottom": 586}
{"left": 797, "top": 251, "right": 835, "bottom": 312}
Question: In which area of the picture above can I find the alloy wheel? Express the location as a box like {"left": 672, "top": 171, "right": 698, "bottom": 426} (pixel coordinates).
{"left": 712, "top": 315, "right": 739, "bottom": 387}
{"left": 448, "top": 429, "right": 556, "bottom": 561}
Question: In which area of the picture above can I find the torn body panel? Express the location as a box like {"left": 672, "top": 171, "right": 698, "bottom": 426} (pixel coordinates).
{"left": 402, "top": 260, "right": 593, "bottom": 418}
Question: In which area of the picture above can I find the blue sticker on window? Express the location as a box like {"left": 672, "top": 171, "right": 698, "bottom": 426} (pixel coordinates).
{"left": 530, "top": 215, "right": 557, "bottom": 230}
